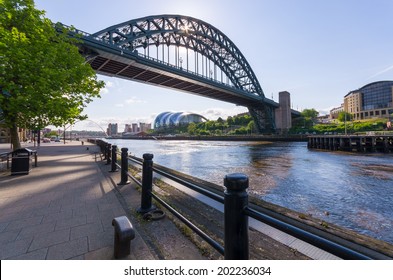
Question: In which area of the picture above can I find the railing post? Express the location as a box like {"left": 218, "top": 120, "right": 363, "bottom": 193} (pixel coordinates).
{"left": 106, "top": 143, "right": 111, "bottom": 165}
{"left": 101, "top": 141, "right": 107, "bottom": 159}
{"left": 224, "top": 173, "right": 249, "bottom": 260}
{"left": 118, "top": 148, "right": 130, "bottom": 185}
{"left": 110, "top": 145, "right": 118, "bottom": 172}
{"left": 138, "top": 153, "right": 155, "bottom": 214}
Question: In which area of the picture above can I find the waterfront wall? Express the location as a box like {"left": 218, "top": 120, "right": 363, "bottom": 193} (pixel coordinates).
{"left": 308, "top": 135, "right": 393, "bottom": 153}
{"left": 109, "top": 134, "right": 308, "bottom": 142}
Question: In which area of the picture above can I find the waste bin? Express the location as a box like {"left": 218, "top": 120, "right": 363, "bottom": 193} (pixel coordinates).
{"left": 11, "top": 148, "right": 35, "bottom": 175}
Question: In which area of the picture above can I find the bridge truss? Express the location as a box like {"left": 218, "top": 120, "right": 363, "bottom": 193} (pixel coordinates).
{"left": 63, "top": 15, "right": 278, "bottom": 132}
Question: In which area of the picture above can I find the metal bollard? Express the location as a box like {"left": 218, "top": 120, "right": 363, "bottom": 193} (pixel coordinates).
{"left": 110, "top": 145, "right": 118, "bottom": 172}
{"left": 224, "top": 173, "right": 249, "bottom": 260}
{"left": 118, "top": 148, "right": 130, "bottom": 185}
{"left": 106, "top": 143, "right": 111, "bottom": 165}
{"left": 112, "top": 216, "right": 135, "bottom": 259}
{"left": 102, "top": 141, "right": 107, "bottom": 159}
{"left": 137, "top": 153, "right": 155, "bottom": 214}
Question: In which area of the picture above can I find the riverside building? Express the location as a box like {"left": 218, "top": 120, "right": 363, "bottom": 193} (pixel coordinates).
{"left": 344, "top": 81, "right": 393, "bottom": 120}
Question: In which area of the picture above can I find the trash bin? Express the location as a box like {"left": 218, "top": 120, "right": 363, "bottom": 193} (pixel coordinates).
{"left": 11, "top": 148, "right": 35, "bottom": 175}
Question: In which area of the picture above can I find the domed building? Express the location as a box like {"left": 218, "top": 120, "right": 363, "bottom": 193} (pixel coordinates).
{"left": 154, "top": 112, "right": 207, "bottom": 129}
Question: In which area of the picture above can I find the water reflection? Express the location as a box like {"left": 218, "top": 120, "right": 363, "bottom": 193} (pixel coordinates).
{"left": 108, "top": 139, "right": 393, "bottom": 244}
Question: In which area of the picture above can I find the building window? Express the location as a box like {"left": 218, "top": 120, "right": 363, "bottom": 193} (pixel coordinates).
{"left": 382, "top": 110, "right": 386, "bottom": 115}
{"left": 376, "top": 111, "right": 380, "bottom": 115}
{"left": 370, "top": 111, "right": 374, "bottom": 116}
{"left": 365, "top": 112, "right": 369, "bottom": 117}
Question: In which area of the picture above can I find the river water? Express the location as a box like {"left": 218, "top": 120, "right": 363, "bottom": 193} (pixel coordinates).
{"left": 107, "top": 139, "right": 393, "bottom": 244}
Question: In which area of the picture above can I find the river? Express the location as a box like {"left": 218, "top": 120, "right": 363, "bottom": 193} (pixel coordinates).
{"left": 106, "top": 139, "right": 393, "bottom": 244}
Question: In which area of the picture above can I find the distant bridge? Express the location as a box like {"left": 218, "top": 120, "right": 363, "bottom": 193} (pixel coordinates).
{"left": 59, "top": 15, "right": 300, "bottom": 132}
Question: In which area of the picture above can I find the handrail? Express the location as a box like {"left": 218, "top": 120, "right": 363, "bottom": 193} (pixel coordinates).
{"left": 91, "top": 139, "right": 393, "bottom": 260}
{"left": 244, "top": 207, "right": 371, "bottom": 260}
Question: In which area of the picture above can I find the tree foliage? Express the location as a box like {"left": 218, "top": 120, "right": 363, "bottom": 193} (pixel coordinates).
{"left": 0, "top": 0, "right": 104, "bottom": 149}
{"left": 301, "top": 108, "right": 319, "bottom": 119}
{"left": 337, "top": 111, "right": 353, "bottom": 122}
{"left": 157, "top": 113, "right": 256, "bottom": 136}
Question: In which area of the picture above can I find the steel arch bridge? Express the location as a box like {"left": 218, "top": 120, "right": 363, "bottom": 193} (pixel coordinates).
{"left": 60, "top": 15, "right": 291, "bottom": 132}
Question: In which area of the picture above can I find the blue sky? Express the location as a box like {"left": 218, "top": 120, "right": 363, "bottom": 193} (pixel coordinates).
{"left": 35, "top": 0, "right": 393, "bottom": 131}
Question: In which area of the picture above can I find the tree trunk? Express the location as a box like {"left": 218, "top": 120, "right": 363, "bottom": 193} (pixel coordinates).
{"left": 10, "top": 123, "right": 21, "bottom": 151}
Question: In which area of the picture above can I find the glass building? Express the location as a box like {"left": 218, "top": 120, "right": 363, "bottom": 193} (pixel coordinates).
{"left": 344, "top": 81, "right": 393, "bottom": 120}
{"left": 154, "top": 112, "right": 207, "bottom": 129}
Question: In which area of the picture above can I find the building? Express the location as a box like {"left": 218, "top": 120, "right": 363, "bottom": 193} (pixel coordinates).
{"left": 330, "top": 104, "right": 344, "bottom": 119}
{"left": 131, "top": 123, "right": 139, "bottom": 133}
{"left": 107, "top": 123, "right": 118, "bottom": 136}
{"left": 344, "top": 81, "right": 393, "bottom": 120}
{"left": 124, "top": 124, "right": 132, "bottom": 133}
{"left": 139, "top": 123, "right": 151, "bottom": 133}
{"left": 154, "top": 112, "right": 207, "bottom": 129}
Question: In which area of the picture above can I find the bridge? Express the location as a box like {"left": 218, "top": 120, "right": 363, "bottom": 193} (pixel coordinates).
{"left": 59, "top": 15, "right": 299, "bottom": 133}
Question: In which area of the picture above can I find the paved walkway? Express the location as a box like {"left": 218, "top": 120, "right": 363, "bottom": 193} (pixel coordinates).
{"left": 0, "top": 142, "right": 156, "bottom": 260}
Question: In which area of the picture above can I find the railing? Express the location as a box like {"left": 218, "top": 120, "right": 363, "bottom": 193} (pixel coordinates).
{"left": 0, "top": 151, "right": 12, "bottom": 171}
{"left": 90, "top": 138, "right": 393, "bottom": 260}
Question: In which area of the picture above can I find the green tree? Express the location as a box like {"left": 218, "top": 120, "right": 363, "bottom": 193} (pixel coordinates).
{"left": 0, "top": 0, "right": 104, "bottom": 149}
{"left": 301, "top": 108, "right": 319, "bottom": 119}
{"left": 337, "top": 111, "right": 353, "bottom": 122}
{"left": 187, "top": 122, "right": 197, "bottom": 135}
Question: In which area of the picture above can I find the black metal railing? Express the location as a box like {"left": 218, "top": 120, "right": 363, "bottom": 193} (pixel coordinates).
{"left": 0, "top": 151, "right": 12, "bottom": 170}
{"left": 90, "top": 139, "right": 393, "bottom": 260}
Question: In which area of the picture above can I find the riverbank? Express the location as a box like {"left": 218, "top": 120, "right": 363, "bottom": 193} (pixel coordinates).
{"left": 107, "top": 134, "right": 308, "bottom": 142}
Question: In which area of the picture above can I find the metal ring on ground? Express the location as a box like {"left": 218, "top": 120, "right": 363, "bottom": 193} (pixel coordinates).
{"left": 142, "top": 209, "right": 166, "bottom": 221}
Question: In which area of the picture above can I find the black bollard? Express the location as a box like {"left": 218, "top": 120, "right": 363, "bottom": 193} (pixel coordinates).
{"left": 138, "top": 153, "right": 155, "bottom": 214}
{"left": 106, "top": 143, "right": 111, "bottom": 165}
{"left": 102, "top": 141, "right": 107, "bottom": 159}
{"left": 224, "top": 173, "right": 249, "bottom": 260}
{"left": 118, "top": 148, "right": 130, "bottom": 185}
{"left": 110, "top": 145, "right": 118, "bottom": 172}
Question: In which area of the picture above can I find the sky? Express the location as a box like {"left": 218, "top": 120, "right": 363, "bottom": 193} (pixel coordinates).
{"left": 34, "top": 0, "right": 393, "bottom": 131}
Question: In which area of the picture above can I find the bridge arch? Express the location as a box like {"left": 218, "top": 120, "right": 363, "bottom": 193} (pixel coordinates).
{"left": 91, "top": 15, "right": 265, "bottom": 98}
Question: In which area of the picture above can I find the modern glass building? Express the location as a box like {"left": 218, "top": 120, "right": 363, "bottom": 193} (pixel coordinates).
{"left": 154, "top": 112, "right": 207, "bottom": 129}
{"left": 344, "top": 81, "right": 393, "bottom": 120}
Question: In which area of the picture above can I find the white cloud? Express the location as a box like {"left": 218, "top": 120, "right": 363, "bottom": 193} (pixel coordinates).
{"left": 367, "top": 64, "right": 393, "bottom": 80}
{"left": 100, "top": 88, "right": 109, "bottom": 95}
{"left": 197, "top": 107, "right": 248, "bottom": 120}
{"left": 125, "top": 97, "right": 144, "bottom": 104}
{"left": 115, "top": 104, "right": 124, "bottom": 108}
{"left": 105, "top": 81, "right": 114, "bottom": 88}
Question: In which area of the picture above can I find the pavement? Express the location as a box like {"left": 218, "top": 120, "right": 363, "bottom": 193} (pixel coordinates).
{"left": 0, "top": 141, "right": 340, "bottom": 260}
{"left": 0, "top": 141, "right": 168, "bottom": 260}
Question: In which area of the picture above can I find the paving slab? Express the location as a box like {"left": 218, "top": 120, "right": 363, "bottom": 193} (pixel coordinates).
{"left": 0, "top": 142, "right": 158, "bottom": 260}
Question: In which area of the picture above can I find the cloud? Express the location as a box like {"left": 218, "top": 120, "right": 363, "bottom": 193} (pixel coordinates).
{"left": 367, "top": 64, "right": 393, "bottom": 80}
{"left": 115, "top": 104, "right": 124, "bottom": 108}
{"left": 100, "top": 88, "right": 109, "bottom": 95}
{"left": 105, "top": 81, "right": 114, "bottom": 88}
{"left": 196, "top": 107, "right": 248, "bottom": 120}
{"left": 125, "top": 97, "right": 145, "bottom": 104}
{"left": 100, "top": 80, "right": 115, "bottom": 95}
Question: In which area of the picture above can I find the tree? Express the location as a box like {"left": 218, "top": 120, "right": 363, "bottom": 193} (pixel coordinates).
{"left": 301, "top": 108, "right": 319, "bottom": 119}
{"left": 337, "top": 111, "right": 353, "bottom": 122}
{"left": 0, "top": 0, "right": 104, "bottom": 149}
